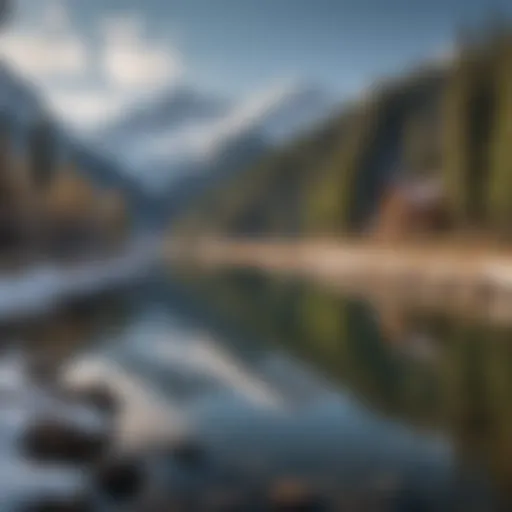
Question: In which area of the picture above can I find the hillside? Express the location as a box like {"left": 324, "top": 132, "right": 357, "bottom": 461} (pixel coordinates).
{"left": 0, "top": 59, "right": 154, "bottom": 263}
{"left": 0, "top": 62, "right": 152, "bottom": 226}
{"left": 172, "top": 28, "right": 512, "bottom": 243}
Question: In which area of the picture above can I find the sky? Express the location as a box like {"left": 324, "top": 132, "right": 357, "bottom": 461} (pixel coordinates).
{"left": 1, "top": 0, "right": 511, "bottom": 131}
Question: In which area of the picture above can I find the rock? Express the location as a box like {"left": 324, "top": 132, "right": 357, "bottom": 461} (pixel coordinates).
{"left": 95, "top": 454, "right": 145, "bottom": 502}
{"left": 69, "top": 384, "right": 119, "bottom": 418}
{"left": 21, "top": 418, "right": 109, "bottom": 464}
{"left": 268, "top": 478, "right": 326, "bottom": 512}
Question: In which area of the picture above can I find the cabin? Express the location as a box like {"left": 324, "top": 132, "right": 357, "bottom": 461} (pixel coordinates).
{"left": 371, "top": 176, "right": 448, "bottom": 241}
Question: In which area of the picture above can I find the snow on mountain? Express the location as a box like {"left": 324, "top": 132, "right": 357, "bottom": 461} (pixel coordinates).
{"left": 93, "top": 86, "right": 227, "bottom": 177}
{"left": 95, "top": 80, "right": 335, "bottom": 190}
{"left": 102, "top": 86, "right": 226, "bottom": 144}
{"left": 0, "top": 58, "right": 335, "bottom": 222}
{"left": 0, "top": 61, "right": 158, "bottom": 225}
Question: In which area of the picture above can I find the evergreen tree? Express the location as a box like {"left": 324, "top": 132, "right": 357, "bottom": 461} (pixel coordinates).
{"left": 441, "top": 53, "right": 473, "bottom": 228}
{"left": 487, "top": 39, "right": 512, "bottom": 236}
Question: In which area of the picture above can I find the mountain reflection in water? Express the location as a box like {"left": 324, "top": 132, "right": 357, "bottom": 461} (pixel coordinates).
{"left": 0, "top": 269, "right": 507, "bottom": 509}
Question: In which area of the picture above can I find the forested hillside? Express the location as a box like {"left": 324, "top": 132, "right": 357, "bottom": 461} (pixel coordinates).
{"left": 173, "top": 28, "right": 512, "bottom": 242}
{"left": 0, "top": 110, "right": 131, "bottom": 262}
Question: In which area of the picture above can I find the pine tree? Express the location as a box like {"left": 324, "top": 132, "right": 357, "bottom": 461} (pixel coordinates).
{"left": 487, "top": 39, "right": 512, "bottom": 237}
{"left": 337, "top": 99, "right": 381, "bottom": 233}
{"left": 442, "top": 51, "right": 474, "bottom": 229}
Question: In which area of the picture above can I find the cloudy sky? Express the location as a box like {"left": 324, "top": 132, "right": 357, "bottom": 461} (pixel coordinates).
{"left": 1, "top": 0, "right": 511, "bottom": 131}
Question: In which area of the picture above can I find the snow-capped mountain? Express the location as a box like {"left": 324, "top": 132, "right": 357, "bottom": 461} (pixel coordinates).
{"left": 95, "top": 81, "right": 335, "bottom": 191}
{"left": 0, "top": 57, "right": 336, "bottom": 224}
{"left": 93, "top": 86, "right": 229, "bottom": 187}
{"left": 0, "top": 61, "right": 156, "bottom": 225}
{"left": 101, "top": 86, "right": 227, "bottom": 146}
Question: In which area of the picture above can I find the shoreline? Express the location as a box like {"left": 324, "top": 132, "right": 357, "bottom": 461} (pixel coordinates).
{"left": 167, "top": 237, "right": 512, "bottom": 326}
{"left": 0, "top": 234, "right": 161, "bottom": 322}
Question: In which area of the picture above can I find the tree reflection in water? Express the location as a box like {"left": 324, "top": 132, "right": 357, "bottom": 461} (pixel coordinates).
{"left": 176, "top": 266, "right": 512, "bottom": 508}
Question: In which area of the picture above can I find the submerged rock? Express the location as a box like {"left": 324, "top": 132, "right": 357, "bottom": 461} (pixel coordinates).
{"left": 268, "top": 478, "right": 326, "bottom": 511}
{"left": 20, "top": 416, "right": 110, "bottom": 464}
{"left": 95, "top": 454, "right": 146, "bottom": 502}
{"left": 68, "top": 383, "right": 119, "bottom": 418}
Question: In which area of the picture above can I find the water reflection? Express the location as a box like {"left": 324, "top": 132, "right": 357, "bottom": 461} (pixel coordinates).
{"left": 65, "top": 271, "right": 493, "bottom": 508}
{"left": 174, "top": 267, "right": 512, "bottom": 508}
{"left": 0, "top": 270, "right": 508, "bottom": 509}
{"left": 0, "top": 291, "right": 129, "bottom": 510}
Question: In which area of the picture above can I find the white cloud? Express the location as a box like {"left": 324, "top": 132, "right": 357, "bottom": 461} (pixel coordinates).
{"left": 0, "top": 0, "right": 88, "bottom": 80}
{"left": 0, "top": 1, "right": 185, "bottom": 130}
{"left": 101, "top": 15, "right": 183, "bottom": 91}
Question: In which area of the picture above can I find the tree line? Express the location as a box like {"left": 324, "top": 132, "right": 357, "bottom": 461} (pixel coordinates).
{"left": 173, "top": 26, "right": 512, "bottom": 243}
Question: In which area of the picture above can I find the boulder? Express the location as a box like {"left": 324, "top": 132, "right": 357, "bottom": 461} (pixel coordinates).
{"left": 21, "top": 417, "right": 109, "bottom": 464}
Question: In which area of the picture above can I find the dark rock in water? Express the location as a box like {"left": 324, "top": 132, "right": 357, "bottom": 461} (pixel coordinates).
{"left": 268, "top": 479, "right": 326, "bottom": 512}
{"left": 69, "top": 384, "right": 119, "bottom": 418}
{"left": 95, "top": 454, "right": 145, "bottom": 502}
{"left": 21, "top": 418, "right": 109, "bottom": 464}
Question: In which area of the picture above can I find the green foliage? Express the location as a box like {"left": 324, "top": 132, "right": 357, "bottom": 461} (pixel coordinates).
{"left": 443, "top": 55, "right": 475, "bottom": 227}
{"left": 488, "top": 41, "right": 512, "bottom": 235}
{"left": 336, "top": 101, "right": 381, "bottom": 232}
{"left": 174, "top": 26, "right": 512, "bottom": 242}
{"left": 403, "top": 110, "right": 441, "bottom": 176}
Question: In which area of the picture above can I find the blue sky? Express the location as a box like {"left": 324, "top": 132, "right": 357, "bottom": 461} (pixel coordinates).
{"left": 2, "top": 0, "right": 511, "bottom": 130}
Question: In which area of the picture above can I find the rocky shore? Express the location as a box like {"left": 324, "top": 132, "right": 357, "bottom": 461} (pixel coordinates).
{"left": 0, "top": 350, "right": 366, "bottom": 511}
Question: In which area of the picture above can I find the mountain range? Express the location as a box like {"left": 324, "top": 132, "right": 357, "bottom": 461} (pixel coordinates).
{"left": 0, "top": 62, "right": 155, "bottom": 226}
{"left": 94, "top": 81, "right": 335, "bottom": 190}
{"left": 94, "top": 81, "right": 335, "bottom": 222}
{"left": 1, "top": 60, "right": 336, "bottom": 225}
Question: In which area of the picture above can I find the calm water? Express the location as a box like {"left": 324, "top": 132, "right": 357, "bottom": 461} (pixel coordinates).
{"left": 3, "top": 267, "right": 512, "bottom": 509}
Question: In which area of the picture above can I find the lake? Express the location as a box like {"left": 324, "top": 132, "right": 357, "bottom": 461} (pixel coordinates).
{"left": 1, "top": 265, "right": 511, "bottom": 510}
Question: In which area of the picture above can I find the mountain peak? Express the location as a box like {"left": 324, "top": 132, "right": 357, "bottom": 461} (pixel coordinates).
{"left": 100, "top": 85, "right": 227, "bottom": 143}
{"left": 92, "top": 80, "right": 334, "bottom": 191}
